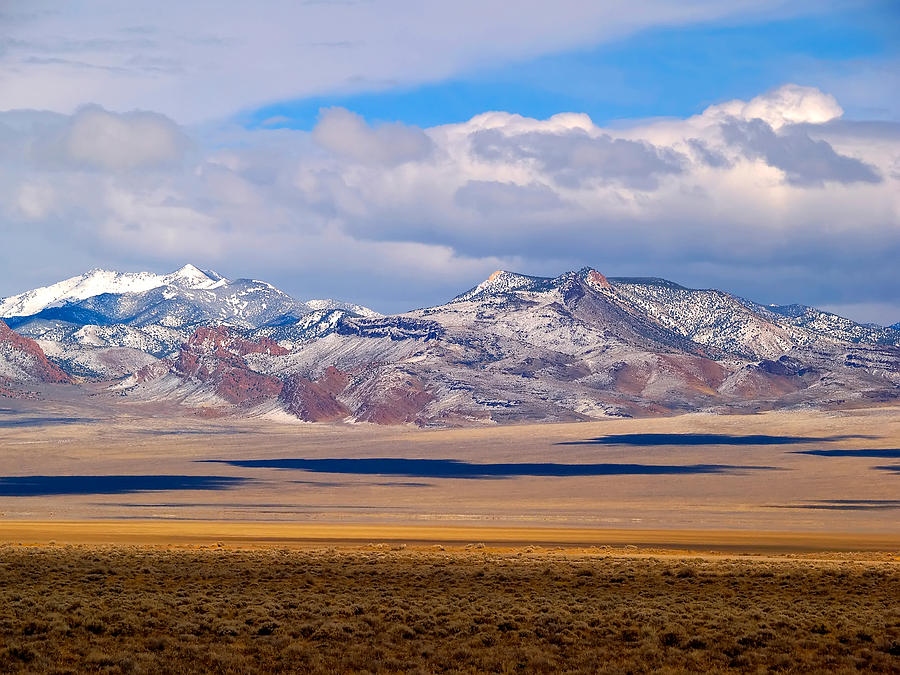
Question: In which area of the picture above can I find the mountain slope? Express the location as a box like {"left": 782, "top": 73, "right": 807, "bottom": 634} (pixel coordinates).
{"left": 2, "top": 266, "right": 378, "bottom": 379}
{"left": 0, "top": 264, "right": 224, "bottom": 318}
{"left": 6, "top": 264, "right": 899, "bottom": 424}
{"left": 120, "top": 267, "right": 900, "bottom": 425}
{"left": 0, "top": 320, "right": 71, "bottom": 386}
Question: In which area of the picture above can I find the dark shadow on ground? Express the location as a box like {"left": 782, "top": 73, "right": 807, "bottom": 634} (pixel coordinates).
{"left": 793, "top": 449, "right": 900, "bottom": 458}
{"left": 767, "top": 499, "right": 900, "bottom": 511}
{"left": 292, "top": 480, "right": 434, "bottom": 487}
{"left": 199, "top": 458, "right": 778, "bottom": 479}
{"left": 875, "top": 465, "right": 900, "bottom": 474}
{"left": 0, "top": 417, "right": 95, "bottom": 428}
{"left": 95, "top": 503, "right": 400, "bottom": 510}
{"left": 558, "top": 433, "right": 875, "bottom": 446}
{"left": 0, "top": 475, "right": 250, "bottom": 497}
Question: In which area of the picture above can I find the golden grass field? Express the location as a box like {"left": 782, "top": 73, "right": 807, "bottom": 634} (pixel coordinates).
{"left": 1, "top": 402, "right": 899, "bottom": 672}
{"left": 0, "top": 544, "right": 897, "bottom": 674}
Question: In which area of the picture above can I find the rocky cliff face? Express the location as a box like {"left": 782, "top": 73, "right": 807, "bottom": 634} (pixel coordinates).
{"left": 0, "top": 320, "right": 72, "bottom": 386}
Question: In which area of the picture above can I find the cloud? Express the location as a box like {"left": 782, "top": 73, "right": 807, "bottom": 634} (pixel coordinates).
{"left": 685, "top": 139, "right": 731, "bottom": 168}
{"left": 454, "top": 180, "right": 563, "bottom": 214}
{"left": 312, "top": 107, "right": 433, "bottom": 165}
{"left": 470, "top": 127, "right": 685, "bottom": 189}
{"left": 702, "top": 83, "right": 844, "bottom": 129}
{"left": 27, "top": 105, "right": 188, "bottom": 171}
{"left": 1, "top": 84, "right": 898, "bottom": 320}
{"left": 721, "top": 118, "right": 881, "bottom": 186}
{"left": 0, "top": 1, "right": 805, "bottom": 123}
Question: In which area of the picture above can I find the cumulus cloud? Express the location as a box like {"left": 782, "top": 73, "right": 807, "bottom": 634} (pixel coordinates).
{"left": 22, "top": 105, "right": 189, "bottom": 171}
{"left": 58, "top": 106, "right": 187, "bottom": 170}
{"left": 470, "top": 128, "right": 685, "bottom": 189}
{"left": 312, "top": 107, "right": 433, "bottom": 165}
{"left": 702, "top": 84, "right": 844, "bottom": 129}
{"left": 721, "top": 118, "right": 881, "bottom": 186}
{"left": 1, "top": 84, "right": 899, "bottom": 321}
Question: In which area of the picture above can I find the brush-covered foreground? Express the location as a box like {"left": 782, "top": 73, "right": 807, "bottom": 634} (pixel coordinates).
{"left": 0, "top": 546, "right": 897, "bottom": 674}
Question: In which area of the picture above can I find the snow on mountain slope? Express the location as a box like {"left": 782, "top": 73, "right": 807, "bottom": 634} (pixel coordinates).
{"left": 0, "top": 264, "right": 224, "bottom": 318}
{"left": 607, "top": 278, "right": 815, "bottom": 359}
{"left": 757, "top": 304, "right": 900, "bottom": 346}
{"left": 450, "top": 270, "right": 549, "bottom": 304}
{"left": 0, "top": 266, "right": 378, "bottom": 375}
{"left": 38, "top": 341, "right": 159, "bottom": 380}
{"left": 70, "top": 278, "right": 306, "bottom": 329}
{"left": 7, "top": 264, "right": 900, "bottom": 424}
{"left": 303, "top": 299, "right": 382, "bottom": 319}
{"left": 250, "top": 309, "right": 355, "bottom": 348}
{"left": 10, "top": 319, "right": 187, "bottom": 357}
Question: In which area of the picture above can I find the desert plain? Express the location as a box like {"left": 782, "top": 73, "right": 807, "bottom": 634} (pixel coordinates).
{"left": 1, "top": 391, "right": 899, "bottom": 537}
{"left": 0, "top": 395, "right": 898, "bottom": 672}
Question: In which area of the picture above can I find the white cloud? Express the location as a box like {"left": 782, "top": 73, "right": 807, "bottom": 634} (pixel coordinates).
{"left": 15, "top": 182, "right": 55, "bottom": 220}
{"left": 0, "top": 0, "right": 803, "bottom": 123}
{"left": 1, "top": 85, "right": 899, "bottom": 320}
{"left": 312, "top": 107, "right": 433, "bottom": 165}
{"left": 702, "top": 84, "right": 843, "bottom": 129}
{"left": 58, "top": 105, "right": 187, "bottom": 170}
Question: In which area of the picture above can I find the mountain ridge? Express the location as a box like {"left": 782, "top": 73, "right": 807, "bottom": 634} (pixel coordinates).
{"left": 2, "top": 265, "right": 898, "bottom": 425}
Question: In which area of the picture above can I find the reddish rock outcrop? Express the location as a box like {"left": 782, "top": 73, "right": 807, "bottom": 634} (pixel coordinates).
{"left": 280, "top": 369, "right": 350, "bottom": 422}
{"left": 0, "top": 320, "right": 72, "bottom": 384}
{"left": 316, "top": 366, "right": 350, "bottom": 397}
{"left": 174, "top": 326, "right": 286, "bottom": 406}
{"left": 585, "top": 269, "right": 612, "bottom": 290}
{"left": 175, "top": 326, "right": 287, "bottom": 378}
{"left": 354, "top": 373, "right": 434, "bottom": 425}
{"left": 216, "top": 368, "right": 283, "bottom": 406}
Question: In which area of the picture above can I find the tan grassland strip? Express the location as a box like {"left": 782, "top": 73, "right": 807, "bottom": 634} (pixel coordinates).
{"left": 0, "top": 520, "right": 898, "bottom": 553}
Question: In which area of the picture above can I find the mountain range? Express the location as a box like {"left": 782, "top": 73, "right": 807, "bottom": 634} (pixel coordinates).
{"left": 1, "top": 264, "right": 898, "bottom": 425}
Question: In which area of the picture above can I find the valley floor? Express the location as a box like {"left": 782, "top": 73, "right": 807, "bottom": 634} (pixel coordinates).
{"left": 0, "top": 396, "right": 899, "bottom": 532}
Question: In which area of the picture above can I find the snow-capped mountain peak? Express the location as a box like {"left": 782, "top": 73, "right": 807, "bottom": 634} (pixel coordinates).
{"left": 168, "top": 264, "right": 225, "bottom": 289}
{"left": 0, "top": 265, "right": 227, "bottom": 318}
{"left": 451, "top": 269, "right": 547, "bottom": 303}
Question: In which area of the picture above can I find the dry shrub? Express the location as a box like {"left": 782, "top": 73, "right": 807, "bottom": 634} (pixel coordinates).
{"left": 0, "top": 547, "right": 896, "bottom": 673}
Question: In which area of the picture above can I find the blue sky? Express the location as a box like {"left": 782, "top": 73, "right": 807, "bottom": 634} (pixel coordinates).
{"left": 246, "top": 1, "right": 900, "bottom": 131}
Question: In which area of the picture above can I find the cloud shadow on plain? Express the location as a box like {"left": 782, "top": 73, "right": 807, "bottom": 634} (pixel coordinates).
{"left": 793, "top": 449, "right": 900, "bottom": 458}
{"left": 767, "top": 499, "right": 900, "bottom": 511}
{"left": 198, "top": 458, "right": 778, "bottom": 479}
{"left": 0, "top": 475, "right": 251, "bottom": 497}
{"left": 557, "top": 433, "right": 875, "bottom": 447}
{"left": 0, "top": 417, "right": 96, "bottom": 428}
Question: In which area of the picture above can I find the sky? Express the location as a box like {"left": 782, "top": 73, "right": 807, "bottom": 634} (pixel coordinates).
{"left": 1, "top": 0, "right": 899, "bottom": 323}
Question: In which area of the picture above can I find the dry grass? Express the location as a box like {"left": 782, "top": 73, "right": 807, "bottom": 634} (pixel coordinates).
{"left": 0, "top": 545, "right": 897, "bottom": 673}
